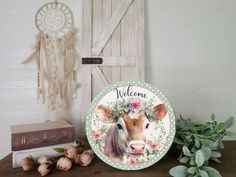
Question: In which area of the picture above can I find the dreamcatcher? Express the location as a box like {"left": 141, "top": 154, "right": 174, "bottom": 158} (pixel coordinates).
{"left": 23, "top": 0, "right": 79, "bottom": 117}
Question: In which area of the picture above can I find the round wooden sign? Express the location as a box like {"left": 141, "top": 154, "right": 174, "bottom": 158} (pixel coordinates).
{"left": 86, "top": 81, "right": 175, "bottom": 170}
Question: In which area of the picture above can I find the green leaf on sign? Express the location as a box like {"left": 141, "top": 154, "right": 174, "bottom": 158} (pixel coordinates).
{"left": 169, "top": 166, "right": 187, "bottom": 177}
{"left": 195, "top": 150, "right": 204, "bottom": 167}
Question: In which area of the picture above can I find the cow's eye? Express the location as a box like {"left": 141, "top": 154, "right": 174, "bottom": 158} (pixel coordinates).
{"left": 117, "top": 124, "right": 123, "bottom": 130}
{"left": 145, "top": 123, "right": 150, "bottom": 129}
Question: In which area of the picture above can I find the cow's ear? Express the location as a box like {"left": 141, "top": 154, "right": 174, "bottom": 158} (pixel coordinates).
{"left": 95, "top": 105, "right": 114, "bottom": 123}
{"left": 153, "top": 104, "right": 168, "bottom": 120}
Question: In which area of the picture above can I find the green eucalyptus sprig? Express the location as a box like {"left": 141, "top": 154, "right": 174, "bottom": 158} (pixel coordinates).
{"left": 169, "top": 114, "right": 236, "bottom": 177}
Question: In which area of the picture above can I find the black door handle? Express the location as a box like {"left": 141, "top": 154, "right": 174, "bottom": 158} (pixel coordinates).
{"left": 82, "top": 57, "right": 103, "bottom": 64}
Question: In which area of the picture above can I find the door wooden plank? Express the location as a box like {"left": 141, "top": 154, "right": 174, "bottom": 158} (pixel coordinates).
{"left": 99, "top": 0, "right": 112, "bottom": 86}
{"left": 111, "top": 0, "right": 121, "bottom": 82}
{"left": 92, "top": 0, "right": 134, "bottom": 56}
{"left": 120, "top": 0, "right": 136, "bottom": 80}
{"left": 92, "top": 0, "right": 103, "bottom": 98}
{"left": 136, "top": 0, "right": 145, "bottom": 80}
{"left": 91, "top": 66, "right": 109, "bottom": 89}
{"left": 80, "top": 0, "right": 92, "bottom": 135}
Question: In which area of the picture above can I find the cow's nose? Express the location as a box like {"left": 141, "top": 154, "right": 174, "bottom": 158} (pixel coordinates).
{"left": 130, "top": 143, "right": 145, "bottom": 154}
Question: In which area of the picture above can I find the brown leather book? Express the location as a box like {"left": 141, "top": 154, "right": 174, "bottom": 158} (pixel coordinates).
{"left": 10, "top": 120, "right": 75, "bottom": 151}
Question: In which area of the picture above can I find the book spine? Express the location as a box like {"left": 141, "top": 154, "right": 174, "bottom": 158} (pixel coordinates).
{"left": 11, "top": 127, "right": 75, "bottom": 151}
{"left": 12, "top": 142, "right": 76, "bottom": 168}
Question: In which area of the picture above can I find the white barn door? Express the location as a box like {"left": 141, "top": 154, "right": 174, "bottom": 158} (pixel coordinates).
{"left": 80, "top": 0, "right": 145, "bottom": 135}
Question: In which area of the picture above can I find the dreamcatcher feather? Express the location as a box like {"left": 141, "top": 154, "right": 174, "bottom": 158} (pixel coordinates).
{"left": 23, "top": 1, "right": 79, "bottom": 117}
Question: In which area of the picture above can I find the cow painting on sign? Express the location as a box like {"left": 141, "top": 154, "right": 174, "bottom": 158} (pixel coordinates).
{"left": 94, "top": 103, "right": 168, "bottom": 164}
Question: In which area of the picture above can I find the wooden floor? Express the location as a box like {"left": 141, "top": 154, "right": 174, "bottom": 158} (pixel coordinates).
{"left": 0, "top": 141, "right": 235, "bottom": 177}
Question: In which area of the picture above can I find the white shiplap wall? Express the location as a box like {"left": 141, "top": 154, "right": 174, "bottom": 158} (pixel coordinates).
{"left": 0, "top": 0, "right": 236, "bottom": 159}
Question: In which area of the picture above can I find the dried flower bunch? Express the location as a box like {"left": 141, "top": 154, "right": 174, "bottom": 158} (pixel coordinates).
{"left": 21, "top": 137, "right": 95, "bottom": 176}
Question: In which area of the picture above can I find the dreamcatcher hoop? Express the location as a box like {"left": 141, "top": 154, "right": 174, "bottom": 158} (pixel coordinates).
{"left": 35, "top": 0, "right": 74, "bottom": 38}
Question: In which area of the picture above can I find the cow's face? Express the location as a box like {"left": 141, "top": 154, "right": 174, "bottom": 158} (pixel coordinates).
{"left": 96, "top": 104, "right": 168, "bottom": 155}
{"left": 116, "top": 111, "right": 149, "bottom": 154}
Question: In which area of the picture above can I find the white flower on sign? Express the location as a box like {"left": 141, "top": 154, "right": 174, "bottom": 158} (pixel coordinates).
{"left": 128, "top": 110, "right": 140, "bottom": 119}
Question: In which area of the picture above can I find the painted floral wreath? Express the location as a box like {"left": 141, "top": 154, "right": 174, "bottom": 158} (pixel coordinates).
{"left": 93, "top": 98, "right": 168, "bottom": 165}
{"left": 95, "top": 97, "right": 166, "bottom": 122}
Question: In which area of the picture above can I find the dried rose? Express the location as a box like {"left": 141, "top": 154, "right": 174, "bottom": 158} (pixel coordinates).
{"left": 78, "top": 150, "right": 95, "bottom": 167}
{"left": 21, "top": 156, "right": 34, "bottom": 171}
{"left": 73, "top": 154, "right": 81, "bottom": 164}
{"left": 64, "top": 145, "right": 78, "bottom": 159}
{"left": 56, "top": 157, "right": 72, "bottom": 171}
{"left": 84, "top": 150, "right": 95, "bottom": 156}
{"left": 38, "top": 163, "right": 52, "bottom": 176}
{"left": 37, "top": 156, "right": 52, "bottom": 165}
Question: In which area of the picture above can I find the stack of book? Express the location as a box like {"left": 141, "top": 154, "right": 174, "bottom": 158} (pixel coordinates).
{"left": 10, "top": 120, "right": 75, "bottom": 168}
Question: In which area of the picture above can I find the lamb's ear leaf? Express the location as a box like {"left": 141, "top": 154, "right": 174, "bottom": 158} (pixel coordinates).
{"left": 182, "top": 146, "right": 192, "bottom": 157}
{"left": 225, "top": 131, "right": 236, "bottom": 139}
{"left": 206, "top": 167, "right": 222, "bottom": 177}
{"left": 210, "top": 113, "right": 216, "bottom": 121}
{"left": 169, "top": 165, "right": 187, "bottom": 177}
{"left": 201, "top": 147, "right": 212, "bottom": 161}
{"left": 225, "top": 117, "right": 234, "bottom": 129}
{"left": 195, "top": 150, "right": 204, "bottom": 167}
{"left": 199, "top": 170, "right": 209, "bottom": 177}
